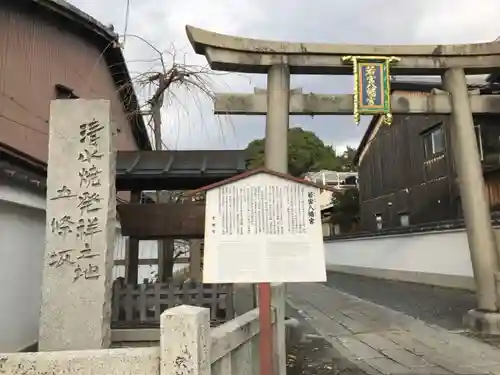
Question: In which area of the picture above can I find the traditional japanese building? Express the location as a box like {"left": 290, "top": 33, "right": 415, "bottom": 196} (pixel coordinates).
{"left": 354, "top": 77, "right": 500, "bottom": 232}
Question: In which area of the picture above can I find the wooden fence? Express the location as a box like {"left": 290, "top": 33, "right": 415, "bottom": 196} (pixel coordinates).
{"left": 111, "top": 280, "right": 234, "bottom": 328}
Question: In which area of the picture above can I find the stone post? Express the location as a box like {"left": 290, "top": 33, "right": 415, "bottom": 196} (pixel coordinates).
{"left": 442, "top": 68, "right": 499, "bottom": 312}
{"left": 265, "top": 64, "right": 290, "bottom": 375}
{"left": 38, "top": 99, "right": 116, "bottom": 351}
{"left": 160, "top": 305, "right": 211, "bottom": 375}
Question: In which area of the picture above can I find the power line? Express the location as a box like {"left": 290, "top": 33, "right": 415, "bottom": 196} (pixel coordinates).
{"left": 122, "top": 0, "right": 131, "bottom": 48}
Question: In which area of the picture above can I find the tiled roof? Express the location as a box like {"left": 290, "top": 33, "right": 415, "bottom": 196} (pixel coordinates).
{"left": 116, "top": 150, "right": 248, "bottom": 191}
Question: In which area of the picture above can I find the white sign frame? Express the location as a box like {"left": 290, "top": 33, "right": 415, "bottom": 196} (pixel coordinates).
{"left": 202, "top": 172, "right": 326, "bottom": 283}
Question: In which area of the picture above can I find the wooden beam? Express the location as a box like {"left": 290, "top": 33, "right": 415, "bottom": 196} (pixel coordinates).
{"left": 214, "top": 92, "right": 500, "bottom": 115}
{"left": 189, "top": 240, "right": 202, "bottom": 282}
{"left": 117, "top": 203, "right": 205, "bottom": 239}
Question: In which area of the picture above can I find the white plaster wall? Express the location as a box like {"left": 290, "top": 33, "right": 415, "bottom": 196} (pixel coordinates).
{"left": 318, "top": 190, "right": 333, "bottom": 210}
{"left": 112, "top": 237, "right": 189, "bottom": 282}
{"left": 324, "top": 229, "right": 474, "bottom": 277}
{"left": 0, "top": 181, "right": 46, "bottom": 210}
{"left": 0, "top": 199, "right": 45, "bottom": 352}
{"left": 112, "top": 238, "right": 161, "bottom": 282}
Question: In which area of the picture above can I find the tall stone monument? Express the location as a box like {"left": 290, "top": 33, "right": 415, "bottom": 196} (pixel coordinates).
{"left": 38, "top": 99, "right": 116, "bottom": 351}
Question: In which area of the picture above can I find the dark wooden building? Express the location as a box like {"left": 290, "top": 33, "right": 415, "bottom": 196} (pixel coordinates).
{"left": 353, "top": 78, "right": 500, "bottom": 232}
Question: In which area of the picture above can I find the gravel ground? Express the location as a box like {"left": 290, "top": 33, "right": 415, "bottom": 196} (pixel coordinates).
{"left": 285, "top": 303, "right": 338, "bottom": 374}
{"left": 325, "top": 272, "right": 476, "bottom": 331}
{"left": 286, "top": 337, "right": 342, "bottom": 375}
{"left": 285, "top": 303, "right": 361, "bottom": 375}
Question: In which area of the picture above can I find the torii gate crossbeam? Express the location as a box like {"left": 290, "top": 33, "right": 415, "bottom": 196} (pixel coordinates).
{"left": 214, "top": 92, "right": 500, "bottom": 115}
{"left": 186, "top": 25, "right": 500, "bottom": 75}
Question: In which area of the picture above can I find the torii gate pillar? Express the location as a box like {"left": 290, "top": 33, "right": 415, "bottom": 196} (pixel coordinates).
{"left": 261, "top": 64, "right": 290, "bottom": 375}
{"left": 265, "top": 65, "right": 290, "bottom": 173}
{"left": 443, "top": 68, "right": 500, "bottom": 323}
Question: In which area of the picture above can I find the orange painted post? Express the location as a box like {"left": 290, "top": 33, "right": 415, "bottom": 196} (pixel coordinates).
{"left": 258, "top": 282, "right": 274, "bottom": 375}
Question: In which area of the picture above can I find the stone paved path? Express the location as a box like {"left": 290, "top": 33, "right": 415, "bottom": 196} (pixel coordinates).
{"left": 325, "top": 272, "right": 476, "bottom": 331}
{"left": 287, "top": 283, "right": 500, "bottom": 375}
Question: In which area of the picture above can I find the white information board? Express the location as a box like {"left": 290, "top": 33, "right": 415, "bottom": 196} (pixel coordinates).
{"left": 202, "top": 172, "right": 326, "bottom": 283}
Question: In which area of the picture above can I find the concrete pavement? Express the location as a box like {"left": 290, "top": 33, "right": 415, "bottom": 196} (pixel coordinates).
{"left": 287, "top": 282, "right": 500, "bottom": 375}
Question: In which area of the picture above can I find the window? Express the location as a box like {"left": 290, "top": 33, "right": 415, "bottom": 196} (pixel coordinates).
{"left": 55, "top": 84, "right": 78, "bottom": 99}
{"left": 423, "top": 125, "right": 445, "bottom": 158}
{"left": 399, "top": 213, "right": 410, "bottom": 227}
{"left": 480, "top": 123, "right": 500, "bottom": 156}
{"left": 345, "top": 175, "right": 357, "bottom": 186}
{"left": 375, "top": 214, "right": 383, "bottom": 231}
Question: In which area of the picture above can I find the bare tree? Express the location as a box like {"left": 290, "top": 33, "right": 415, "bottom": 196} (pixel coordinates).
{"left": 120, "top": 35, "right": 223, "bottom": 281}
{"left": 120, "top": 36, "right": 225, "bottom": 147}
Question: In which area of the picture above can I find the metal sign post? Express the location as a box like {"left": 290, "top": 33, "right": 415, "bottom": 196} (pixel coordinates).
{"left": 258, "top": 282, "right": 273, "bottom": 375}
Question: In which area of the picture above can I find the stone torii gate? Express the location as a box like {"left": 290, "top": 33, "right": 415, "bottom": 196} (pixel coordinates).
{"left": 186, "top": 25, "right": 500, "bottom": 335}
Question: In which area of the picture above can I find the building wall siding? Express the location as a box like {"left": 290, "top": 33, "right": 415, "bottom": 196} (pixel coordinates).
{"left": 486, "top": 173, "right": 500, "bottom": 209}
{"left": 0, "top": 5, "right": 139, "bottom": 163}
{"left": 358, "top": 102, "right": 500, "bottom": 232}
{"left": 357, "top": 99, "right": 457, "bottom": 231}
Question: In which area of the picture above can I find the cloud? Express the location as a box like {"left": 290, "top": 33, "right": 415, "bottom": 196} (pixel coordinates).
{"left": 67, "top": 0, "right": 500, "bottom": 151}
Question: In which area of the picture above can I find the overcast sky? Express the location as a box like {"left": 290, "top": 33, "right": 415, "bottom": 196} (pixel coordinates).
{"left": 67, "top": 0, "right": 500, "bottom": 152}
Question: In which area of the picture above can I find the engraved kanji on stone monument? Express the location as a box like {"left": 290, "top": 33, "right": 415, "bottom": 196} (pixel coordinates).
{"left": 39, "top": 100, "right": 116, "bottom": 351}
